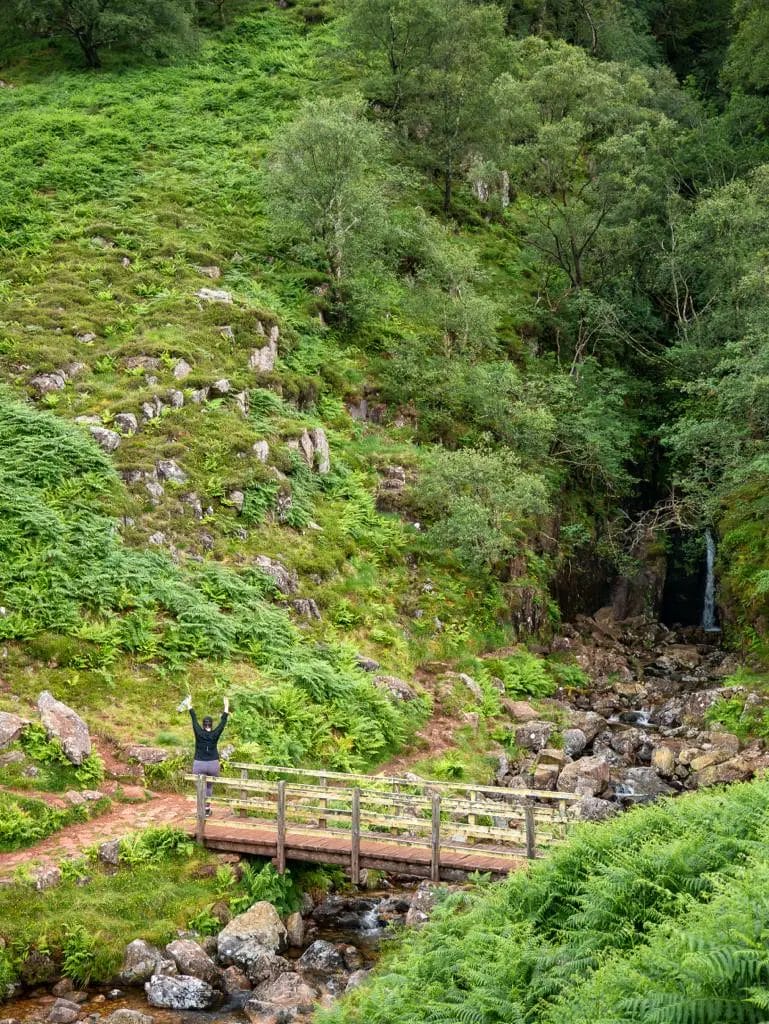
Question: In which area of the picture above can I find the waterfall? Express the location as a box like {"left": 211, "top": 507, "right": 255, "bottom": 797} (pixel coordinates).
{"left": 702, "top": 529, "right": 719, "bottom": 631}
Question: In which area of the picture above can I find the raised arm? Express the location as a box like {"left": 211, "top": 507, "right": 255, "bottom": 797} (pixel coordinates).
{"left": 189, "top": 708, "right": 204, "bottom": 738}
{"left": 210, "top": 712, "right": 229, "bottom": 740}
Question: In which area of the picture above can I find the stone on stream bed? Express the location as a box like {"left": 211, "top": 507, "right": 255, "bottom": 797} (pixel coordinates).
{"left": 164, "top": 939, "right": 222, "bottom": 988}
{"left": 297, "top": 941, "right": 346, "bottom": 983}
{"left": 119, "top": 941, "right": 177, "bottom": 986}
{"left": 229, "top": 941, "right": 290, "bottom": 985}
{"left": 47, "top": 999, "right": 81, "bottom": 1024}
{"left": 144, "top": 975, "right": 218, "bottom": 1010}
{"left": 103, "top": 1011, "right": 154, "bottom": 1024}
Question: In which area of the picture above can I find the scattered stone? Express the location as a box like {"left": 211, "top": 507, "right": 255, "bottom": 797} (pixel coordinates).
{"left": 99, "top": 840, "right": 120, "bottom": 867}
{"left": 126, "top": 745, "right": 169, "bottom": 765}
{"left": 374, "top": 675, "right": 416, "bottom": 702}
{"left": 619, "top": 767, "right": 675, "bottom": 801}
{"left": 234, "top": 391, "right": 249, "bottom": 416}
{"left": 195, "top": 288, "right": 232, "bottom": 304}
{"left": 119, "top": 941, "right": 176, "bottom": 986}
{"left": 156, "top": 459, "right": 188, "bottom": 484}
{"left": 292, "top": 598, "right": 321, "bottom": 620}
{"left": 172, "top": 358, "right": 192, "bottom": 381}
{"left": 47, "top": 998, "right": 81, "bottom": 1023}
{"left": 220, "top": 326, "right": 235, "bottom": 342}
{"left": 252, "top": 440, "right": 269, "bottom": 463}
{"left": 34, "top": 865, "right": 62, "bottom": 891}
{"left": 168, "top": 390, "right": 185, "bottom": 409}
{"left": 89, "top": 426, "right": 121, "bottom": 453}
{"left": 65, "top": 790, "right": 86, "bottom": 806}
{"left": 148, "top": 532, "right": 166, "bottom": 546}
{"left": 249, "top": 335, "right": 278, "bottom": 373}
{"left": 103, "top": 1010, "right": 154, "bottom": 1024}
{"left": 182, "top": 492, "right": 203, "bottom": 519}
{"left": 228, "top": 941, "right": 288, "bottom": 985}
{"left": 114, "top": 413, "right": 138, "bottom": 435}
{"left": 228, "top": 490, "right": 245, "bottom": 512}
{"left": 145, "top": 482, "right": 164, "bottom": 505}
{"left": 251, "top": 972, "right": 317, "bottom": 1013}
{"left": 53, "top": 978, "right": 76, "bottom": 998}
{"left": 30, "top": 371, "right": 67, "bottom": 395}
{"left": 196, "top": 266, "right": 221, "bottom": 280}
{"left": 217, "top": 902, "right": 288, "bottom": 962}
{"left": 191, "top": 387, "right": 210, "bottom": 404}
{"left": 145, "top": 975, "right": 217, "bottom": 1010}
{"left": 557, "top": 755, "right": 610, "bottom": 797}
{"left": 209, "top": 378, "right": 231, "bottom": 396}
{"left": 309, "top": 428, "right": 330, "bottom": 474}
{"left": 124, "top": 356, "right": 161, "bottom": 371}
{"left": 355, "top": 654, "right": 379, "bottom": 673}
{"left": 0, "top": 711, "right": 29, "bottom": 749}
{"left": 502, "top": 700, "right": 538, "bottom": 722}
{"left": 38, "top": 691, "right": 91, "bottom": 765}
{"left": 76, "top": 333, "right": 97, "bottom": 343}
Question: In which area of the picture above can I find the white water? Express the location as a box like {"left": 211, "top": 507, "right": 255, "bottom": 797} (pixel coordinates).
{"left": 702, "top": 529, "right": 720, "bottom": 631}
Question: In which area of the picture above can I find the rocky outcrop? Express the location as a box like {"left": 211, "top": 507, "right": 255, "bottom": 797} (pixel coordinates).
{"left": 254, "top": 556, "right": 298, "bottom": 596}
{"left": 37, "top": 692, "right": 90, "bottom": 765}
{"left": 287, "top": 428, "right": 331, "bottom": 474}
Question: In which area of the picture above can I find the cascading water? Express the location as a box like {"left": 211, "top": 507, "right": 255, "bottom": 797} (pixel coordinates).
{"left": 702, "top": 529, "right": 720, "bottom": 632}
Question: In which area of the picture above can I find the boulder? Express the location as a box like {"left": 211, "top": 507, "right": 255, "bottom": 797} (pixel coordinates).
{"left": 346, "top": 969, "right": 371, "bottom": 992}
{"left": 285, "top": 913, "right": 304, "bottom": 949}
{"left": 114, "top": 413, "right": 138, "bottom": 435}
{"left": 119, "top": 941, "right": 175, "bottom": 986}
{"left": 165, "top": 939, "right": 222, "bottom": 988}
{"left": 502, "top": 700, "right": 538, "bottom": 722}
{"left": 567, "top": 711, "right": 607, "bottom": 744}
{"left": 292, "top": 598, "right": 321, "bottom": 621}
{"left": 651, "top": 745, "right": 676, "bottom": 775}
{"left": 195, "top": 288, "right": 232, "bottom": 304}
{"left": 374, "top": 675, "right": 416, "bottom": 702}
{"left": 0, "top": 711, "right": 29, "bottom": 749}
{"left": 124, "top": 356, "right": 161, "bottom": 371}
{"left": 694, "top": 756, "right": 755, "bottom": 787}
{"left": 297, "top": 941, "right": 346, "bottom": 983}
{"left": 254, "top": 556, "right": 298, "bottom": 596}
{"left": 173, "top": 359, "right": 192, "bottom": 380}
{"left": 619, "top": 767, "right": 674, "bottom": 801}
{"left": 562, "top": 728, "right": 587, "bottom": 758}
{"left": 89, "top": 426, "right": 121, "bottom": 453}
{"left": 309, "top": 428, "right": 330, "bottom": 474}
{"left": 37, "top": 692, "right": 90, "bottom": 765}
{"left": 145, "top": 974, "right": 217, "bottom": 1010}
{"left": 104, "top": 1011, "right": 154, "bottom": 1024}
{"left": 222, "top": 966, "right": 252, "bottom": 995}
{"left": 405, "top": 881, "right": 438, "bottom": 928}
{"left": 168, "top": 389, "right": 185, "bottom": 409}
{"left": 249, "top": 337, "right": 278, "bottom": 373}
{"left": 514, "top": 721, "right": 554, "bottom": 753}
{"left": 217, "top": 902, "right": 288, "bottom": 962}
{"left": 209, "top": 378, "right": 232, "bottom": 396}
{"left": 557, "top": 755, "right": 610, "bottom": 797}
{"left": 228, "top": 940, "right": 288, "bottom": 985}
{"left": 99, "top": 840, "right": 120, "bottom": 867}
{"left": 253, "top": 440, "right": 270, "bottom": 463}
{"left": 47, "top": 999, "right": 81, "bottom": 1024}
{"left": 126, "top": 745, "right": 168, "bottom": 765}
{"left": 252, "top": 973, "right": 317, "bottom": 1011}
{"left": 689, "top": 750, "right": 729, "bottom": 773}
{"left": 196, "top": 266, "right": 221, "bottom": 280}
{"left": 682, "top": 690, "right": 723, "bottom": 724}
{"left": 156, "top": 459, "right": 188, "bottom": 485}
{"left": 355, "top": 654, "right": 380, "bottom": 673}
{"left": 578, "top": 796, "right": 620, "bottom": 821}
{"left": 31, "top": 371, "right": 67, "bottom": 395}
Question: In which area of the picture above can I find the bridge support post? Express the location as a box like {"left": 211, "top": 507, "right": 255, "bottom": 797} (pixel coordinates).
{"left": 277, "top": 780, "right": 286, "bottom": 874}
{"left": 351, "top": 787, "right": 360, "bottom": 885}
{"left": 239, "top": 768, "right": 248, "bottom": 818}
{"left": 431, "top": 793, "right": 441, "bottom": 882}
{"left": 195, "top": 774, "right": 207, "bottom": 844}
{"left": 524, "top": 803, "right": 536, "bottom": 859}
{"left": 318, "top": 773, "right": 327, "bottom": 830}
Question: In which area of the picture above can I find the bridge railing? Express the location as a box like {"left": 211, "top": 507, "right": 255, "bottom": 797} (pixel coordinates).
{"left": 188, "top": 764, "right": 580, "bottom": 881}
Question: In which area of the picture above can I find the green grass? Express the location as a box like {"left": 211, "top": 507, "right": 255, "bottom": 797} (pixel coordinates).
{"left": 0, "top": 793, "right": 110, "bottom": 853}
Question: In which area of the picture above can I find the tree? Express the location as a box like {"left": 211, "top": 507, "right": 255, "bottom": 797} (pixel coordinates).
{"left": 265, "top": 95, "right": 391, "bottom": 316}
{"left": 344, "top": 0, "right": 506, "bottom": 211}
{"left": 12, "top": 0, "right": 196, "bottom": 68}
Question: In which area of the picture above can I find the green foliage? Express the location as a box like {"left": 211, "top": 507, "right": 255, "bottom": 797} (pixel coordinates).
{"left": 485, "top": 651, "right": 558, "bottom": 699}
{"left": 322, "top": 779, "right": 769, "bottom": 1024}
{"left": 19, "top": 723, "right": 104, "bottom": 789}
{"left": 12, "top": 0, "right": 197, "bottom": 69}
{"left": 233, "top": 862, "right": 302, "bottom": 916}
{"left": 61, "top": 925, "right": 98, "bottom": 987}
{"left": 414, "top": 446, "right": 550, "bottom": 572}
{"left": 117, "top": 826, "right": 194, "bottom": 865}
{"left": 0, "top": 792, "right": 92, "bottom": 852}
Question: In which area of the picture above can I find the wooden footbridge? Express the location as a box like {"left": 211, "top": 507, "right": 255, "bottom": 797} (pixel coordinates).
{"left": 187, "top": 764, "right": 581, "bottom": 881}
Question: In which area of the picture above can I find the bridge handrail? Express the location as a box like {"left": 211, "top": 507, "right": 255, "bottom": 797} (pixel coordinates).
{"left": 226, "top": 761, "right": 581, "bottom": 804}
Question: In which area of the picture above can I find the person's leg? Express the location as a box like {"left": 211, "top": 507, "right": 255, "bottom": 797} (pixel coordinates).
{"left": 205, "top": 761, "right": 220, "bottom": 814}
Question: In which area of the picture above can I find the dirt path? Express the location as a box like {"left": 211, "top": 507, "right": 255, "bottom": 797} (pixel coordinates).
{"left": 0, "top": 792, "right": 192, "bottom": 878}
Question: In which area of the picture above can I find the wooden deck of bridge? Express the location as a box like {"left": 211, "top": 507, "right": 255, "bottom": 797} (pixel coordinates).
{"left": 186, "top": 763, "right": 580, "bottom": 881}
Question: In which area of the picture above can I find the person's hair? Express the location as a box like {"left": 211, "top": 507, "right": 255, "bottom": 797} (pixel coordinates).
{"left": 202, "top": 715, "right": 213, "bottom": 728}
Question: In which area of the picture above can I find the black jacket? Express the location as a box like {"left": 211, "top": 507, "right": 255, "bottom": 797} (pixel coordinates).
{"left": 190, "top": 710, "right": 228, "bottom": 761}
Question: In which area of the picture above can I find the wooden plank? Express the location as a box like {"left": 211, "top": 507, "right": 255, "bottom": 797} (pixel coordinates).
{"left": 524, "top": 804, "right": 536, "bottom": 860}
{"left": 276, "top": 780, "right": 286, "bottom": 874}
{"left": 351, "top": 787, "right": 360, "bottom": 886}
{"left": 431, "top": 793, "right": 441, "bottom": 883}
{"left": 195, "top": 774, "right": 207, "bottom": 844}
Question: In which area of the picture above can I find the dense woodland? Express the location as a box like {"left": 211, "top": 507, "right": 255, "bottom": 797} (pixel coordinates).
{"left": 3, "top": 0, "right": 769, "bottom": 1020}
